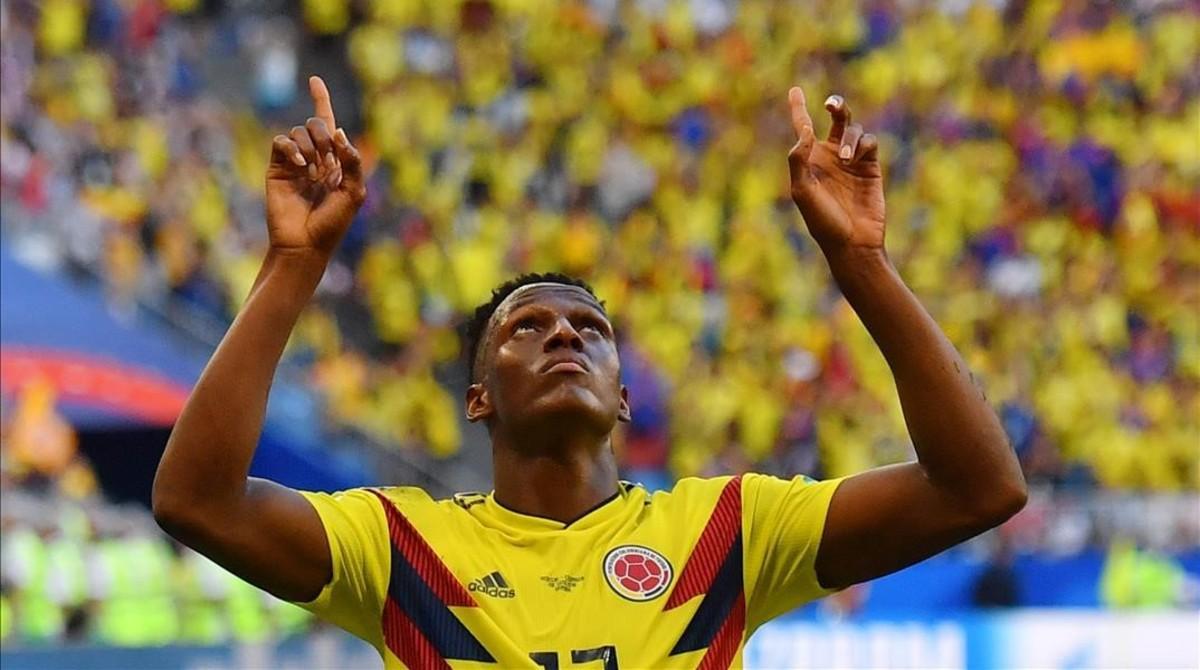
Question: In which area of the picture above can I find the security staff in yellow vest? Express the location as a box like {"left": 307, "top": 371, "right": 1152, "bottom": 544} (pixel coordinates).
{"left": 1101, "top": 538, "right": 1188, "bottom": 609}
{"left": 92, "top": 524, "right": 180, "bottom": 646}
{"left": 224, "top": 570, "right": 271, "bottom": 642}
{"left": 172, "top": 542, "right": 229, "bottom": 644}
{"left": 267, "top": 592, "right": 313, "bottom": 639}
{"left": 45, "top": 525, "right": 90, "bottom": 641}
{"left": 1, "top": 585, "right": 14, "bottom": 643}
{"left": 2, "top": 524, "right": 63, "bottom": 642}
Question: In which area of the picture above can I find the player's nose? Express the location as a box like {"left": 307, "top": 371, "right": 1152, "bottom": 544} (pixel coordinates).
{"left": 544, "top": 316, "right": 584, "bottom": 352}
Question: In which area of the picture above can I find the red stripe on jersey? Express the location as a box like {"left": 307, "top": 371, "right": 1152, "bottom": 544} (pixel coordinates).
{"left": 696, "top": 591, "right": 745, "bottom": 670}
{"left": 369, "top": 489, "right": 476, "bottom": 607}
{"left": 382, "top": 598, "right": 452, "bottom": 670}
{"left": 665, "top": 476, "right": 742, "bottom": 610}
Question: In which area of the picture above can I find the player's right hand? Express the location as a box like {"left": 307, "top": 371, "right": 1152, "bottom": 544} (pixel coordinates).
{"left": 265, "top": 76, "right": 366, "bottom": 257}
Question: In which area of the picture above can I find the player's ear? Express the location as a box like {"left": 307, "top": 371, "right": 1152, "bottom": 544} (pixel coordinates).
{"left": 466, "top": 383, "right": 493, "bottom": 423}
{"left": 617, "top": 385, "right": 631, "bottom": 423}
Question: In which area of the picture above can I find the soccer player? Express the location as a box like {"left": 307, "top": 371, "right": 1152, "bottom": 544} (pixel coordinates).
{"left": 153, "top": 77, "right": 1027, "bottom": 669}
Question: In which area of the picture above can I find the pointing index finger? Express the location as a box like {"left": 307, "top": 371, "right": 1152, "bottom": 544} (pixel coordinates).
{"left": 788, "top": 86, "right": 814, "bottom": 139}
{"left": 309, "top": 76, "right": 337, "bottom": 132}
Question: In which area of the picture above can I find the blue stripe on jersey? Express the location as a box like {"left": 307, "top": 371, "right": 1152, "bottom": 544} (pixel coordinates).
{"left": 387, "top": 544, "right": 495, "bottom": 662}
{"left": 669, "top": 533, "right": 744, "bottom": 655}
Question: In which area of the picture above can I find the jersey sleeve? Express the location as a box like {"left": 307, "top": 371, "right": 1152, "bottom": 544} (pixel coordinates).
{"left": 292, "top": 488, "right": 390, "bottom": 647}
{"left": 742, "top": 472, "right": 845, "bottom": 632}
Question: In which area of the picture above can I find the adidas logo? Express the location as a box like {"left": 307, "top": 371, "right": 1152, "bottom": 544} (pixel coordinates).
{"left": 468, "top": 571, "right": 516, "bottom": 598}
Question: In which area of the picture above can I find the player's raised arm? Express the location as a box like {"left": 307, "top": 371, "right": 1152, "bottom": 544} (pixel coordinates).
{"left": 784, "top": 87, "right": 1027, "bottom": 589}
{"left": 152, "top": 76, "right": 367, "bottom": 602}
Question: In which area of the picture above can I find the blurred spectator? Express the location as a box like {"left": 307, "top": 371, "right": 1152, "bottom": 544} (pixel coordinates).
{"left": 6, "top": 378, "right": 77, "bottom": 481}
{"left": 820, "top": 583, "right": 870, "bottom": 621}
{"left": 972, "top": 535, "right": 1021, "bottom": 608}
{"left": 0, "top": 577, "right": 12, "bottom": 642}
{"left": 1100, "top": 537, "right": 1197, "bottom": 609}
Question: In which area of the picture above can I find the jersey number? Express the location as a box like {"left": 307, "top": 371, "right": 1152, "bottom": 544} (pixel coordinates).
{"left": 530, "top": 645, "right": 618, "bottom": 670}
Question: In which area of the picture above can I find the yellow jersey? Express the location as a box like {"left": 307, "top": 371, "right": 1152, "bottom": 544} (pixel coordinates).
{"left": 295, "top": 473, "right": 843, "bottom": 669}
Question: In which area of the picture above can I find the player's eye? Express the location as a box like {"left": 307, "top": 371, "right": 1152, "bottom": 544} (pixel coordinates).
{"left": 579, "top": 319, "right": 606, "bottom": 335}
{"left": 513, "top": 318, "right": 537, "bottom": 333}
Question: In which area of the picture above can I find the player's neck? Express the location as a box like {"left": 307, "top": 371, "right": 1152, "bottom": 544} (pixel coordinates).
{"left": 490, "top": 432, "right": 621, "bottom": 525}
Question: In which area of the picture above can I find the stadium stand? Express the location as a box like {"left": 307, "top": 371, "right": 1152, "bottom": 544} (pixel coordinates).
{"left": 0, "top": 0, "right": 1197, "bottom": 653}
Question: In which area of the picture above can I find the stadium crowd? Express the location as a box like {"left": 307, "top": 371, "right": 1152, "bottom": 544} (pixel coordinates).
{"left": 2, "top": 0, "right": 1197, "bottom": 489}
{"left": 0, "top": 0, "right": 1198, "bottom": 648}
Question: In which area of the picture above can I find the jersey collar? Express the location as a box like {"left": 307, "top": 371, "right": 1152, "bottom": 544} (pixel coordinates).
{"left": 481, "top": 482, "right": 638, "bottom": 533}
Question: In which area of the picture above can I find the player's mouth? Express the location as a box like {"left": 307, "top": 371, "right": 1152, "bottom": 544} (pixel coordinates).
{"left": 541, "top": 357, "right": 589, "bottom": 374}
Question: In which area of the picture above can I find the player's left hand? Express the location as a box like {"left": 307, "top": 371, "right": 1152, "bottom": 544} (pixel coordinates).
{"left": 786, "top": 87, "right": 886, "bottom": 256}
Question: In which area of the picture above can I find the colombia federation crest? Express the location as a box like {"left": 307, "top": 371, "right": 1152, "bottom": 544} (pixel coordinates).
{"left": 603, "top": 545, "right": 673, "bottom": 601}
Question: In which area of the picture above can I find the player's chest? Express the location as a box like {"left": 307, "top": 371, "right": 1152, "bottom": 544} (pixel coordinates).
{"left": 379, "top": 488, "right": 748, "bottom": 668}
{"left": 419, "top": 515, "right": 710, "bottom": 652}
{"left": 446, "top": 524, "right": 689, "bottom": 619}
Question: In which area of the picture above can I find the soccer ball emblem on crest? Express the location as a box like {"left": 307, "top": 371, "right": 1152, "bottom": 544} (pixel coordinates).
{"left": 603, "top": 545, "right": 673, "bottom": 601}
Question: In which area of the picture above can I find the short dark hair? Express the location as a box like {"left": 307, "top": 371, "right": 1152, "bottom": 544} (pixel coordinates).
{"left": 464, "top": 273, "right": 602, "bottom": 382}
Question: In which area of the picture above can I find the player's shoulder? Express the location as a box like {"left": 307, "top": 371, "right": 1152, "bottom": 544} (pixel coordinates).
{"left": 319, "top": 485, "right": 421, "bottom": 502}
{"left": 365, "top": 485, "right": 476, "bottom": 512}
{"left": 649, "top": 473, "right": 824, "bottom": 506}
{"left": 654, "top": 472, "right": 809, "bottom": 496}
{"left": 311, "top": 485, "right": 442, "bottom": 518}
{"left": 328, "top": 486, "right": 487, "bottom": 534}
{"left": 644, "top": 475, "right": 739, "bottom": 513}
{"left": 659, "top": 474, "right": 739, "bottom": 495}
{"left": 740, "top": 471, "right": 821, "bottom": 489}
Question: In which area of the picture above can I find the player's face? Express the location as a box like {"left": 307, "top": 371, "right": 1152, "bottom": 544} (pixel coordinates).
{"left": 467, "top": 285, "right": 630, "bottom": 437}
